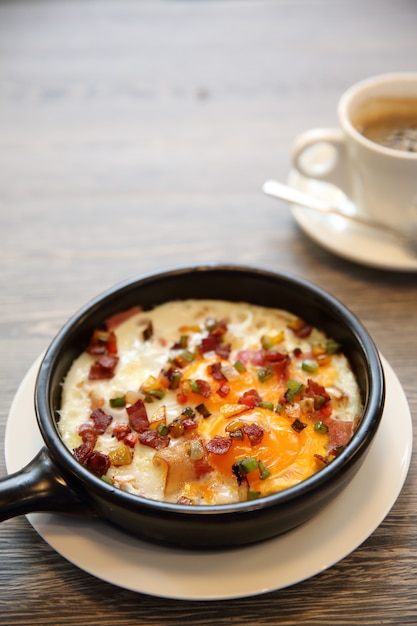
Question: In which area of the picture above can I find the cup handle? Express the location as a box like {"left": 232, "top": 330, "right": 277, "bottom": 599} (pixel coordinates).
{"left": 291, "top": 128, "right": 352, "bottom": 197}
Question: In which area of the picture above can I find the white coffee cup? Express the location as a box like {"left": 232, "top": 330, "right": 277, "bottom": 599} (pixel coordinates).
{"left": 292, "top": 73, "right": 417, "bottom": 236}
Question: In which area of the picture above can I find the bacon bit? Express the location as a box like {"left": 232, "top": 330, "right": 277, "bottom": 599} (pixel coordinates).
{"left": 208, "top": 362, "right": 227, "bottom": 381}
{"left": 237, "top": 348, "right": 288, "bottom": 370}
{"left": 123, "top": 432, "right": 138, "bottom": 448}
{"left": 243, "top": 423, "right": 264, "bottom": 446}
{"left": 86, "top": 451, "right": 110, "bottom": 477}
{"left": 237, "top": 349, "right": 265, "bottom": 366}
{"left": 192, "top": 379, "right": 212, "bottom": 398}
{"left": 206, "top": 318, "right": 228, "bottom": 336}
{"left": 193, "top": 456, "right": 213, "bottom": 478}
{"left": 159, "top": 367, "right": 182, "bottom": 389}
{"left": 199, "top": 334, "right": 221, "bottom": 354}
{"left": 105, "top": 306, "right": 142, "bottom": 331}
{"left": 319, "top": 403, "right": 333, "bottom": 419}
{"left": 73, "top": 442, "right": 94, "bottom": 464}
{"left": 238, "top": 388, "right": 262, "bottom": 408}
{"left": 215, "top": 343, "right": 231, "bottom": 359}
{"left": 142, "top": 320, "right": 154, "bottom": 341}
{"left": 177, "top": 496, "right": 193, "bottom": 505}
{"left": 127, "top": 398, "right": 149, "bottom": 433}
{"left": 326, "top": 418, "right": 353, "bottom": 448}
{"left": 182, "top": 418, "right": 198, "bottom": 431}
{"left": 263, "top": 350, "right": 287, "bottom": 363}
{"left": 138, "top": 429, "right": 170, "bottom": 450}
{"left": 87, "top": 329, "right": 118, "bottom": 356}
{"left": 113, "top": 422, "right": 131, "bottom": 441}
{"left": 88, "top": 354, "right": 119, "bottom": 380}
{"left": 78, "top": 422, "right": 98, "bottom": 446}
{"left": 91, "top": 408, "right": 113, "bottom": 433}
{"left": 206, "top": 435, "right": 232, "bottom": 455}
{"left": 264, "top": 352, "right": 290, "bottom": 377}
{"left": 302, "top": 379, "right": 331, "bottom": 409}
{"left": 217, "top": 382, "right": 231, "bottom": 398}
{"left": 291, "top": 418, "right": 307, "bottom": 433}
{"left": 315, "top": 443, "right": 345, "bottom": 467}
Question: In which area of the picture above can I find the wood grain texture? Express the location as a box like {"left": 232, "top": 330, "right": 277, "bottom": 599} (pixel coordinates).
{"left": 1, "top": 1, "right": 416, "bottom": 623}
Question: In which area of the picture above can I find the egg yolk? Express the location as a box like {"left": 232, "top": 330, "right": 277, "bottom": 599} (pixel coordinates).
{"left": 182, "top": 357, "right": 329, "bottom": 496}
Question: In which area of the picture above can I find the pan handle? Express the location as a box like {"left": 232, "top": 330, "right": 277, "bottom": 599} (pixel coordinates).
{"left": 0, "top": 448, "right": 93, "bottom": 521}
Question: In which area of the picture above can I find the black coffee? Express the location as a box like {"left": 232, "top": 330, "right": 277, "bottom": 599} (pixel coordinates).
{"left": 353, "top": 97, "right": 417, "bottom": 153}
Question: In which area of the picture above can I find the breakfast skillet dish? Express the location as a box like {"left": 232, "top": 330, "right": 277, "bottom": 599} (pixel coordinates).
{"left": 59, "top": 300, "right": 363, "bottom": 505}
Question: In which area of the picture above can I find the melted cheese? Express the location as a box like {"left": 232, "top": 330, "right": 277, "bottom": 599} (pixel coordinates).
{"left": 59, "top": 300, "right": 363, "bottom": 505}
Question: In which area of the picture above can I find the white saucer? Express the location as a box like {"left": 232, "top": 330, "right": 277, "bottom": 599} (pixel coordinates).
{"left": 288, "top": 170, "right": 417, "bottom": 272}
{"left": 5, "top": 355, "right": 412, "bottom": 601}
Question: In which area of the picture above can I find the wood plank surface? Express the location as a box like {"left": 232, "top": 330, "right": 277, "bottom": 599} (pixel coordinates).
{"left": 1, "top": 1, "right": 416, "bottom": 623}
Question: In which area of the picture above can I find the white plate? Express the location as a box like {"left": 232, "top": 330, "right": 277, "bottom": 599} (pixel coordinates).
{"left": 4, "top": 355, "right": 412, "bottom": 601}
{"left": 288, "top": 170, "right": 417, "bottom": 272}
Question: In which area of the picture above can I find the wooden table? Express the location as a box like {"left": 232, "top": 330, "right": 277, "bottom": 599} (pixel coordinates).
{"left": 1, "top": 1, "right": 416, "bottom": 623}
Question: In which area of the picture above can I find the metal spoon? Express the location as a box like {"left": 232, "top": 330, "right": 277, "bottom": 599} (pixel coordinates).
{"left": 262, "top": 179, "right": 417, "bottom": 256}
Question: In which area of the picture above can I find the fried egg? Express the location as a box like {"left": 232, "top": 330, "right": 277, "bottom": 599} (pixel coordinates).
{"left": 58, "top": 300, "right": 363, "bottom": 505}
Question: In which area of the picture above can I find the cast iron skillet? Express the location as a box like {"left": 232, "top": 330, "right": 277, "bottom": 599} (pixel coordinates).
{"left": 0, "top": 264, "right": 385, "bottom": 549}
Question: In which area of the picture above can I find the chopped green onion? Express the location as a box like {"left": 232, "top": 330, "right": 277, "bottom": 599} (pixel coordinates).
{"left": 247, "top": 490, "right": 261, "bottom": 500}
{"left": 258, "top": 460, "right": 271, "bottom": 480}
{"left": 169, "top": 371, "right": 181, "bottom": 390}
{"left": 110, "top": 396, "right": 126, "bottom": 408}
{"left": 284, "top": 379, "right": 305, "bottom": 403}
{"left": 182, "top": 406, "right": 195, "bottom": 419}
{"left": 257, "top": 366, "right": 273, "bottom": 383}
{"left": 101, "top": 475, "right": 113, "bottom": 485}
{"left": 314, "top": 421, "right": 329, "bottom": 434}
{"left": 276, "top": 402, "right": 286, "bottom": 414}
{"left": 148, "top": 388, "right": 166, "bottom": 400}
{"left": 233, "top": 359, "right": 247, "bottom": 374}
{"left": 239, "top": 457, "right": 259, "bottom": 474}
{"left": 326, "top": 339, "right": 342, "bottom": 354}
{"left": 301, "top": 359, "right": 319, "bottom": 373}
{"left": 232, "top": 457, "right": 257, "bottom": 485}
{"left": 316, "top": 395, "right": 326, "bottom": 408}
{"left": 181, "top": 349, "right": 195, "bottom": 363}
{"left": 259, "top": 401, "right": 274, "bottom": 411}
{"left": 179, "top": 334, "right": 189, "bottom": 348}
{"left": 157, "top": 422, "right": 170, "bottom": 436}
{"left": 189, "top": 380, "right": 200, "bottom": 393}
